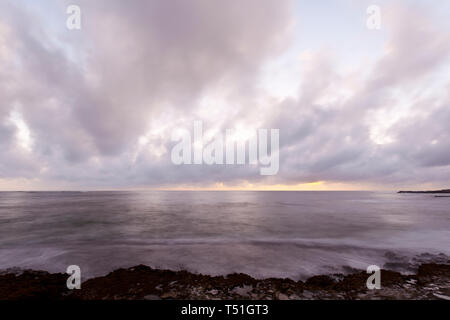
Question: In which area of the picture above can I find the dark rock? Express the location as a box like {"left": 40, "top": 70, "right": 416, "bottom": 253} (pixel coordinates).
{"left": 1, "top": 263, "right": 449, "bottom": 300}
{"left": 0, "top": 271, "right": 69, "bottom": 300}
{"left": 398, "top": 189, "right": 450, "bottom": 194}
{"left": 305, "top": 275, "right": 336, "bottom": 289}
{"left": 417, "top": 263, "right": 450, "bottom": 282}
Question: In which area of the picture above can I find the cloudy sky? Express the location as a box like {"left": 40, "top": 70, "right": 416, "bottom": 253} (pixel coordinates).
{"left": 1, "top": 0, "right": 450, "bottom": 191}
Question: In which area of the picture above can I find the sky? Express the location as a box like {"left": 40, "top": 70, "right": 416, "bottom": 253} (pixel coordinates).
{"left": 1, "top": 0, "right": 450, "bottom": 191}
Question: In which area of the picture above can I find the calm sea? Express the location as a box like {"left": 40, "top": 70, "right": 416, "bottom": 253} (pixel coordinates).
{"left": 0, "top": 191, "right": 449, "bottom": 279}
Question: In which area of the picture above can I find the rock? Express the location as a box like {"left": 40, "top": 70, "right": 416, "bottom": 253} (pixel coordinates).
{"left": 231, "top": 285, "right": 252, "bottom": 296}
{"left": 1, "top": 262, "right": 449, "bottom": 300}
{"left": 398, "top": 189, "right": 450, "bottom": 194}
{"left": 143, "top": 294, "right": 161, "bottom": 300}
{"left": 433, "top": 293, "right": 450, "bottom": 300}
{"left": 305, "top": 275, "right": 335, "bottom": 288}
{"left": 251, "top": 293, "right": 261, "bottom": 299}
{"left": 0, "top": 271, "right": 69, "bottom": 300}
{"left": 277, "top": 293, "right": 289, "bottom": 300}
{"left": 418, "top": 263, "right": 450, "bottom": 280}
{"left": 160, "top": 291, "right": 177, "bottom": 299}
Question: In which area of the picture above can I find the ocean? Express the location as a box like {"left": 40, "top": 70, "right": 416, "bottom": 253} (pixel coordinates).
{"left": 0, "top": 191, "right": 448, "bottom": 280}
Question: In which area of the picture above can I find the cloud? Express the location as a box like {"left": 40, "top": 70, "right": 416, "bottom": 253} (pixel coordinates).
{"left": 260, "top": 4, "right": 450, "bottom": 187}
{"left": 0, "top": 1, "right": 450, "bottom": 190}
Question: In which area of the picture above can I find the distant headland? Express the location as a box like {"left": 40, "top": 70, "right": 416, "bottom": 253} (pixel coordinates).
{"left": 398, "top": 189, "right": 450, "bottom": 194}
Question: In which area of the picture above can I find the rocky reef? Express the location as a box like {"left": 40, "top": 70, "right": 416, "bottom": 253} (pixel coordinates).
{"left": 0, "top": 263, "right": 449, "bottom": 300}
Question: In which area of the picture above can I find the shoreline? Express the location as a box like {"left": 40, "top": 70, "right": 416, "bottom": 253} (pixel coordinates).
{"left": 1, "top": 262, "right": 449, "bottom": 300}
{"left": 398, "top": 189, "right": 450, "bottom": 194}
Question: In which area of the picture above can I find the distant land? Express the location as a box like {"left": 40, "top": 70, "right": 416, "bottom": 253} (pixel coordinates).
{"left": 398, "top": 189, "right": 450, "bottom": 194}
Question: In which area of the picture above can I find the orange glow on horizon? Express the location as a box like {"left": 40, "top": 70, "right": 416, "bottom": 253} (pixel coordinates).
{"left": 155, "top": 181, "right": 374, "bottom": 191}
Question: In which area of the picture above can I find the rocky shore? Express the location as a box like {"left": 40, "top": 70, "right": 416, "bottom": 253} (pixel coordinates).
{"left": 0, "top": 263, "right": 449, "bottom": 300}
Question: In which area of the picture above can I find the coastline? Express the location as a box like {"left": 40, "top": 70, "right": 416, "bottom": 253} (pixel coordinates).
{"left": 398, "top": 189, "right": 450, "bottom": 194}
{"left": 1, "top": 262, "right": 449, "bottom": 300}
